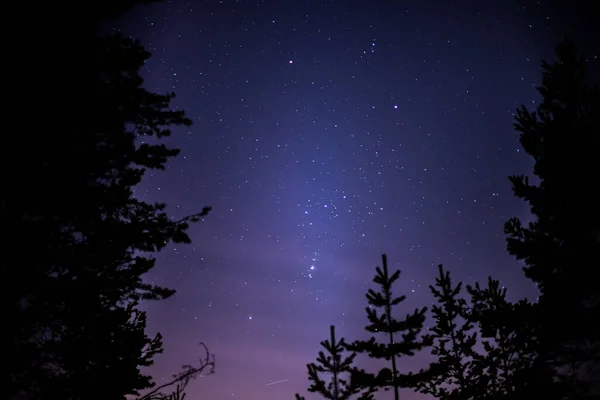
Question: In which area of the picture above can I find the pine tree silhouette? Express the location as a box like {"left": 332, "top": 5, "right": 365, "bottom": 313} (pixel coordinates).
{"left": 466, "top": 278, "right": 547, "bottom": 400}
{"left": 296, "top": 325, "right": 375, "bottom": 400}
{"left": 409, "top": 266, "right": 544, "bottom": 400}
{"left": 504, "top": 37, "right": 600, "bottom": 398}
{"left": 4, "top": 1, "right": 212, "bottom": 399}
{"left": 409, "top": 265, "right": 482, "bottom": 400}
{"left": 345, "top": 254, "right": 427, "bottom": 400}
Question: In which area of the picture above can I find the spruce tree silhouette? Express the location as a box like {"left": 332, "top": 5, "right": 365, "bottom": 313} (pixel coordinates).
{"left": 466, "top": 278, "right": 550, "bottom": 400}
{"left": 4, "top": 1, "right": 212, "bottom": 399}
{"left": 345, "top": 254, "right": 427, "bottom": 400}
{"left": 407, "top": 266, "right": 543, "bottom": 400}
{"left": 503, "top": 37, "right": 600, "bottom": 398}
{"left": 295, "top": 325, "right": 375, "bottom": 400}
{"left": 408, "top": 265, "right": 482, "bottom": 400}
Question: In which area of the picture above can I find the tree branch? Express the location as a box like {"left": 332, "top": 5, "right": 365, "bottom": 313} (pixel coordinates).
{"left": 173, "top": 207, "right": 212, "bottom": 224}
{"left": 137, "top": 342, "right": 215, "bottom": 400}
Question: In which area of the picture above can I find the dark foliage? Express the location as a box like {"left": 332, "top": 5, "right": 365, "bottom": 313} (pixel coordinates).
{"left": 296, "top": 325, "right": 375, "bottom": 400}
{"left": 345, "top": 254, "right": 427, "bottom": 400}
{"left": 504, "top": 37, "right": 600, "bottom": 398}
{"left": 408, "top": 266, "right": 545, "bottom": 400}
{"left": 467, "top": 279, "right": 557, "bottom": 400}
{"left": 408, "top": 265, "right": 482, "bottom": 400}
{"left": 4, "top": 1, "right": 211, "bottom": 399}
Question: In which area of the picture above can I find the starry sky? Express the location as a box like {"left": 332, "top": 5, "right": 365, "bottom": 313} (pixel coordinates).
{"left": 111, "top": 1, "right": 598, "bottom": 399}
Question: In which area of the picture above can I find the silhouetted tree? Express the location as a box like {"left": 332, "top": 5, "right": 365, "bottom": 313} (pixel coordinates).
{"left": 408, "top": 266, "right": 544, "bottom": 400}
{"left": 504, "top": 37, "right": 600, "bottom": 398}
{"left": 345, "top": 254, "right": 428, "bottom": 400}
{"left": 4, "top": 1, "right": 211, "bottom": 399}
{"left": 467, "top": 278, "right": 555, "bottom": 400}
{"left": 408, "top": 265, "right": 483, "bottom": 400}
{"left": 296, "top": 325, "right": 375, "bottom": 400}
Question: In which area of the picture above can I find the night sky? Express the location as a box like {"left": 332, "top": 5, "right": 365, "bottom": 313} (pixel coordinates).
{"left": 111, "top": 1, "right": 597, "bottom": 399}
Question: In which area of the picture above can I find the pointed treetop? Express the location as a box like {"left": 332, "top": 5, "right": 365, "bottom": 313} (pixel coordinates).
{"left": 346, "top": 254, "right": 428, "bottom": 400}
{"left": 296, "top": 325, "right": 372, "bottom": 400}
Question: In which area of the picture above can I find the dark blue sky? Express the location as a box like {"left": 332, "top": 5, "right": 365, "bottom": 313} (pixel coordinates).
{"left": 114, "top": 1, "right": 597, "bottom": 399}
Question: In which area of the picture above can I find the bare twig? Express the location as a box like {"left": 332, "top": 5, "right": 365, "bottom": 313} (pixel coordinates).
{"left": 138, "top": 342, "right": 215, "bottom": 400}
{"left": 173, "top": 207, "right": 212, "bottom": 224}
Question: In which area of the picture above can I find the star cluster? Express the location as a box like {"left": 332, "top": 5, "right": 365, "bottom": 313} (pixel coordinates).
{"left": 115, "top": 1, "right": 597, "bottom": 399}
